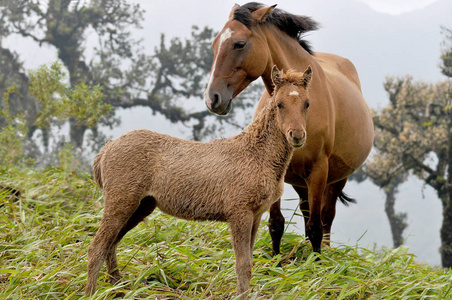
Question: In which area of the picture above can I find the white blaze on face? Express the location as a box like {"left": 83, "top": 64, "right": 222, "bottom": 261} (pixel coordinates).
{"left": 289, "top": 90, "right": 299, "bottom": 96}
{"left": 205, "top": 28, "right": 233, "bottom": 100}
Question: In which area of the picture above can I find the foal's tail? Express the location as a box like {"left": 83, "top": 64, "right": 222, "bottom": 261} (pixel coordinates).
{"left": 338, "top": 192, "right": 356, "bottom": 206}
{"left": 92, "top": 149, "right": 104, "bottom": 189}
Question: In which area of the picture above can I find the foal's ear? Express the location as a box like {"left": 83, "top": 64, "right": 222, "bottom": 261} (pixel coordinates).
{"left": 271, "top": 65, "right": 283, "bottom": 87}
{"left": 297, "top": 65, "right": 313, "bottom": 88}
{"left": 252, "top": 4, "right": 277, "bottom": 23}
{"left": 229, "top": 3, "right": 240, "bottom": 20}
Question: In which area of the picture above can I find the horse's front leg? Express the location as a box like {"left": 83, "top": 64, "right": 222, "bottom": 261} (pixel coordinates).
{"left": 305, "top": 159, "right": 328, "bottom": 253}
{"left": 293, "top": 185, "right": 309, "bottom": 235}
{"left": 268, "top": 199, "right": 285, "bottom": 256}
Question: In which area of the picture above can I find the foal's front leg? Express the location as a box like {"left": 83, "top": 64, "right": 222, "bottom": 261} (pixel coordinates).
{"left": 229, "top": 212, "right": 253, "bottom": 298}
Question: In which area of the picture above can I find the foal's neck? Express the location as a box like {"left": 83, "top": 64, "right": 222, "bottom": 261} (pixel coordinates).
{"left": 242, "top": 104, "right": 293, "bottom": 166}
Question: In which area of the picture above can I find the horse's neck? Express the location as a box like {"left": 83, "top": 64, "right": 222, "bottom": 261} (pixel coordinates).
{"left": 262, "top": 26, "right": 317, "bottom": 93}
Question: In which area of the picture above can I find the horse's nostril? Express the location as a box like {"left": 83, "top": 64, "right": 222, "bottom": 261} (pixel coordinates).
{"left": 212, "top": 94, "right": 219, "bottom": 108}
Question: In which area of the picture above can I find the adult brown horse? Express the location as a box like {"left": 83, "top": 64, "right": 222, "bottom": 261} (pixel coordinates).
{"left": 204, "top": 3, "right": 374, "bottom": 255}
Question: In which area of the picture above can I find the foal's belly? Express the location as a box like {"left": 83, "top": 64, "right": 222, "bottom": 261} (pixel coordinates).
{"left": 156, "top": 198, "right": 229, "bottom": 223}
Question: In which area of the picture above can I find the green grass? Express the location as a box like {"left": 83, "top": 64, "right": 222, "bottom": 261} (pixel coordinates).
{"left": 1, "top": 167, "right": 451, "bottom": 299}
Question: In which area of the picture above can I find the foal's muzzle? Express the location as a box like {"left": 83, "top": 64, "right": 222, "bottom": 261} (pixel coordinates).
{"left": 288, "top": 129, "right": 306, "bottom": 147}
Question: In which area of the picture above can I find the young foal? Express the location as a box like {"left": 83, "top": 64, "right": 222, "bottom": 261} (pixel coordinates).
{"left": 86, "top": 66, "right": 312, "bottom": 297}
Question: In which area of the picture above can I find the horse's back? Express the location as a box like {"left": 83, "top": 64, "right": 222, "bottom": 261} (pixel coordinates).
{"left": 314, "top": 52, "right": 363, "bottom": 91}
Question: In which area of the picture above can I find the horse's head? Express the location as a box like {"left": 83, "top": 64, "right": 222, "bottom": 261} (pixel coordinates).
{"left": 204, "top": 4, "right": 277, "bottom": 115}
{"left": 272, "top": 65, "right": 312, "bottom": 148}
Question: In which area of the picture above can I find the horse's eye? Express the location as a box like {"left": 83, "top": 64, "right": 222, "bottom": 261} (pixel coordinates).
{"left": 234, "top": 41, "right": 246, "bottom": 50}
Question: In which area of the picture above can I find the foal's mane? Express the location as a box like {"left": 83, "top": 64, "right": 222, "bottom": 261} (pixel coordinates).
{"left": 273, "top": 69, "right": 309, "bottom": 92}
{"left": 233, "top": 2, "right": 319, "bottom": 55}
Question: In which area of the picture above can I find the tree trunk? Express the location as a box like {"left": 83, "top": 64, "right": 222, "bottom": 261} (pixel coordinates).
{"left": 384, "top": 186, "right": 407, "bottom": 248}
{"left": 69, "top": 118, "right": 86, "bottom": 148}
{"left": 440, "top": 108, "right": 452, "bottom": 268}
{"left": 440, "top": 191, "right": 452, "bottom": 267}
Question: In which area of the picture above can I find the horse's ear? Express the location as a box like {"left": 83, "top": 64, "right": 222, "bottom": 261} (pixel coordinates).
{"left": 252, "top": 4, "right": 277, "bottom": 23}
{"left": 271, "top": 65, "right": 283, "bottom": 87}
{"left": 298, "top": 66, "right": 313, "bottom": 88}
{"left": 229, "top": 3, "right": 240, "bottom": 20}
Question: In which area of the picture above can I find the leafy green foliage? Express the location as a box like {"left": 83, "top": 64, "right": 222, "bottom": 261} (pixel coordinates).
{"left": 27, "top": 62, "right": 112, "bottom": 128}
{"left": 0, "top": 62, "right": 112, "bottom": 168}
{"left": 1, "top": 168, "right": 451, "bottom": 299}
{"left": 0, "top": 85, "right": 29, "bottom": 166}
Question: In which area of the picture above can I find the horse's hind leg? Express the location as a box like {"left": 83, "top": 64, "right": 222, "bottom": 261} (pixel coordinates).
{"left": 268, "top": 200, "right": 285, "bottom": 256}
{"left": 321, "top": 178, "right": 347, "bottom": 245}
{"left": 85, "top": 195, "right": 141, "bottom": 295}
{"left": 105, "top": 196, "right": 156, "bottom": 285}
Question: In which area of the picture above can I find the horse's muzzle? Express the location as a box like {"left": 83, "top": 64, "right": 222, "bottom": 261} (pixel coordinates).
{"left": 205, "top": 93, "right": 233, "bottom": 115}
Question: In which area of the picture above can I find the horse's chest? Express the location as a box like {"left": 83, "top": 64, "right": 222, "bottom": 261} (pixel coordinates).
{"left": 283, "top": 160, "right": 311, "bottom": 185}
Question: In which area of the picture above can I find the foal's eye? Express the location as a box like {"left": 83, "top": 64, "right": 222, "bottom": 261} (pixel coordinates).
{"left": 277, "top": 103, "right": 282, "bottom": 109}
{"left": 233, "top": 41, "right": 246, "bottom": 50}
{"left": 306, "top": 102, "right": 310, "bottom": 109}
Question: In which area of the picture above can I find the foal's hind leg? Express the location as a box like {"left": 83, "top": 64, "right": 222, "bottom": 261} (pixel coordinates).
{"left": 85, "top": 196, "right": 141, "bottom": 295}
{"left": 105, "top": 196, "right": 157, "bottom": 285}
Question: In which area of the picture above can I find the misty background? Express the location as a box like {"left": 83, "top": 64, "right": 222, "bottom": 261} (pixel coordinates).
{"left": 4, "top": 0, "right": 452, "bottom": 266}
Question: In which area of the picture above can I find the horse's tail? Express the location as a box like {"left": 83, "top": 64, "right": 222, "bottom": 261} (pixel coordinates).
{"left": 338, "top": 192, "right": 356, "bottom": 206}
{"left": 92, "top": 149, "right": 104, "bottom": 189}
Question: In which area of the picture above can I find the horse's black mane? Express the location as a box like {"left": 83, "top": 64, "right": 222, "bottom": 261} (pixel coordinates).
{"left": 233, "top": 2, "right": 319, "bottom": 55}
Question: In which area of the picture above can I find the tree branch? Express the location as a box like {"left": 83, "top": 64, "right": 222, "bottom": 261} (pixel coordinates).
{"left": 404, "top": 152, "right": 444, "bottom": 191}
{"left": 11, "top": 22, "right": 48, "bottom": 45}
{"left": 115, "top": 97, "right": 210, "bottom": 124}
{"left": 373, "top": 117, "right": 399, "bottom": 136}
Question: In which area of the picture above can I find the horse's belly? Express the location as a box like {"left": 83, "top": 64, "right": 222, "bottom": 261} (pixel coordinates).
{"left": 332, "top": 111, "right": 374, "bottom": 173}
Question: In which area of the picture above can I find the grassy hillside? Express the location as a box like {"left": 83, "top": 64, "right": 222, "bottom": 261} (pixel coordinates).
{"left": 1, "top": 167, "right": 451, "bottom": 299}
